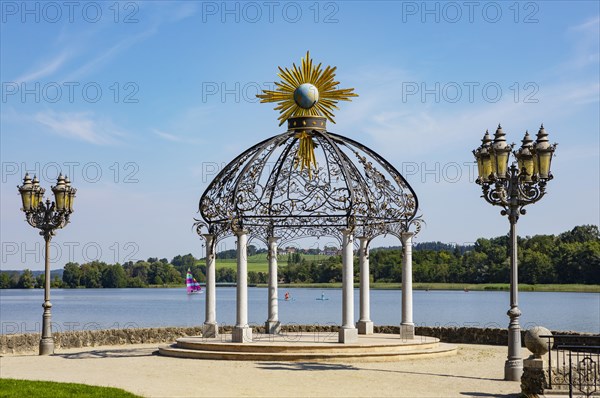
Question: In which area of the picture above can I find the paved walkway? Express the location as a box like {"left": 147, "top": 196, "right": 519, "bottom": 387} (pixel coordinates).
{"left": 1, "top": 343, "right": 523, "bottom": 397}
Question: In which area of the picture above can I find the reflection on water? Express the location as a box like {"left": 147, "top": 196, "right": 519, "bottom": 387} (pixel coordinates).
{"left": 1, "top": 288, "right": 598, "bottom": 334}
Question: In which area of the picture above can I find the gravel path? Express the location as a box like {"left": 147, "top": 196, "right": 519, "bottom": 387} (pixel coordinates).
{"left": 1, "top": 343, "right": 523, "bottom": 397}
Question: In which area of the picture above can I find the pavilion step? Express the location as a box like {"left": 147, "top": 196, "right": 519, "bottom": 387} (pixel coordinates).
{"left": 175, "top": 337, "right": 440, "bottom": 354}
{"left": 158, "top": 342, "right": 457, "bottom": 362}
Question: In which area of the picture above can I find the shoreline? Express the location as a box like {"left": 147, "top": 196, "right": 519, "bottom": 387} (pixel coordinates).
{"left": 2, "top": 283, "right": 598, "bottom": 293}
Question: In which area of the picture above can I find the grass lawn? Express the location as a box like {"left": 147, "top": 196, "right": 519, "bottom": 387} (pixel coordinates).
{"left": 0, "top": 379, "right": 140, "bottom": 398}
{"left": 215, "top": 253, "right": 331, "bottom": 273}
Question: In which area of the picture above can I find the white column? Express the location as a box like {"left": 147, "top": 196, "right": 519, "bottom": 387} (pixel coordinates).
{"left": 265, "top": 236, "right": 280, "bottom": 334}
{"left": 233, "top": 230, "right": 252, "bottom": 342}
{"left": 400, "top": 232, "right": 415, "bottom": 339}
{"left": 202, "top": 234, "right": 218, "bottom": 338}
{"left": 356, "top": 237, "right": 373, "bottom": 335}
{"left": 339, "top": 229, "right": 358, "bottom": 343}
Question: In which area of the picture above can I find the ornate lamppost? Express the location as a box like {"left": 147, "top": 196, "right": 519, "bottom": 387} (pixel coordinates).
{"left": 18, "top": 173, "right": 76, "bottom": 355}
{"left": 473, "top": 124, "right": 557, "bottom": 381}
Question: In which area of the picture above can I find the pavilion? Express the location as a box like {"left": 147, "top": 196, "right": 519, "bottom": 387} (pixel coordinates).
{"left": 194, "top": 52, "right": 422, "bottom": 344}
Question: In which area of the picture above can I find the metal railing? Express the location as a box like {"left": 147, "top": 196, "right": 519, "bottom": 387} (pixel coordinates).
{"left": 542, "top": 335, "right": 600, "bottom": 398}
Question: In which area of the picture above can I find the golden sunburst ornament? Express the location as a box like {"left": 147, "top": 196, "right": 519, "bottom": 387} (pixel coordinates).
{"left": 257, "top": 51, "right": 358, "bottom": 126}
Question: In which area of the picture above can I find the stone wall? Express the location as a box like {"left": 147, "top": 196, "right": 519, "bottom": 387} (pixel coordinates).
{"left": 1, "top": 327, "right": 202, "bottom": 354}
{"left": 1, "top": 325, "right": 595, "bottom": 354}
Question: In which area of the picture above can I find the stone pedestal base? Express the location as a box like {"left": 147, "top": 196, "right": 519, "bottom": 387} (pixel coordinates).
{"left": 232, "top": 326, "right": 253, "bottom": 343}
{"left": 265, "top": 321, "right": 281, "bottom": 334}
{"left": 202, "top": 323, "right": 219, "bottom": 338}
{"left": 39, "top": 338, "right": 54, "bottom": 356}
{"left": 400, "top": 324, "right": 415, "bottom": 340}
{"left": 356, "top": 320, "right": 374, "bottom": 335}
{"left": 338, "top": 327, "right": 358, "bottom": 343}
{"left": 505, "top": 359, "right": 524, "bottom": 381}
{"left": 521, "top": 357, "right": 547, "bottom": 395}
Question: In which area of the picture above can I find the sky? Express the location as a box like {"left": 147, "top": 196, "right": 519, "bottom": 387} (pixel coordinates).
{"left": 1, "top": 1, "right": 599, "bottom": 271}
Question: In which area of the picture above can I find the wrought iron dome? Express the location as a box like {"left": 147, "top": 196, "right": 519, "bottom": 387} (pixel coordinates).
{"left": 197, "top": 53, "right": 421, "bottom": 244}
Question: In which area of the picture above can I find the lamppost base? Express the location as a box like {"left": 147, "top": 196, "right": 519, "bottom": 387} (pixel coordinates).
{"left": 504, "top": 359, "right": 523, "bottom": 381}
{"left": 39, "top": 337, "right": 54, "bottom": 355}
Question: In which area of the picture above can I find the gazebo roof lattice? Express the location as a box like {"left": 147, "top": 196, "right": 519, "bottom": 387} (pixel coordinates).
{"left": 197, "top": 117, "right": 420, "bottom": 245}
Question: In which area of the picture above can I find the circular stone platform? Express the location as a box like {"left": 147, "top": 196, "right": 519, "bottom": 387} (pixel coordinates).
{"left": 159, "top": 333, "right": 457, "bottom": 362}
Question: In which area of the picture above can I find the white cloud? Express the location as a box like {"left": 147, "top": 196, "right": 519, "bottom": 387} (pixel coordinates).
{"left": 153, "top": 129, "right": 202, "bottom": 144}
{"left": 35, "top": 111, "right": 125, "bottom": 146}
{"left": 570, "top": 16, "right": 600, "bottom": 33}
{"left": 336, "top": 61, "right": 598, "bottom": 161}
{"left": 14, "top": 52, "right": 70, "bottom": 83}
{"left": 154, "top": 129, "right": 183, "bottom": 142}
{"left": 62, "top": 28, "right": 157, "bottom": 82}
{"left": 556, "top": 15, "right": 600, "bottom": 73}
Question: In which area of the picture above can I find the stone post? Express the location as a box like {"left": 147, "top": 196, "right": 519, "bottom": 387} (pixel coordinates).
{"left": 202, "top": 234, "right": 218, "bottom": 338}
{"left": 356, "top": 236, "right": 373, "bottom": 335}
{"left": 339, "top": 229, "right": 358, "bottom": 343}
{"left": 400, "top": 232, "right": 414, "bottom": 339}
{"left": 521, "top": 326, "right": 552, "bottom": 396}
{"left": 265, "top": 236, "right": 280, "bottom": 334}
{"left": 233, "top": 230, "right": 252, "bottom": 342}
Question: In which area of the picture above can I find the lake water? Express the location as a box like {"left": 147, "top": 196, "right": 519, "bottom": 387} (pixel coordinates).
{"left": 1, "top": 288, "right": 598, "bottom": 334}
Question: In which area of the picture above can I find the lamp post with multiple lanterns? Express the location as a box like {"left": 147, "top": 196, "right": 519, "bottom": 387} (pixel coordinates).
{"left": 473, "top": 124, "right": 557, "bottom": 381}
{"left": 18, "top": 173, "right": 76, "bottom": 355}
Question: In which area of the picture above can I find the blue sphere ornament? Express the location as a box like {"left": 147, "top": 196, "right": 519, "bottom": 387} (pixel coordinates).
{"left": 294, "top": 83, "right": 319, "bottom": 109}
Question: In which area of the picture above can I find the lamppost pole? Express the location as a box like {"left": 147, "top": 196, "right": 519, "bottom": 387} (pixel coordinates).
{"left": 505, "top": 163, "right": 523, "bottom": 381}
{"left": 18, "top": 173, "right": 76, "bottom": 355}
{"left": 473, "top": 124, "right": 556, "bottom": 381}
{"left": 40, "top": 228, "right": 53, "bottom": 354}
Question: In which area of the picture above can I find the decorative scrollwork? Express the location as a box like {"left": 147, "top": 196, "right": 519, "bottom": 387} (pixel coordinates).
{"left": 198, "top": 123, "right": 420, "bottom": 243}
{"left": 24, "top": 199, "right": 70, "bottom": 241}
{"left": 575, "top": 356, "right": 599, "bottom": 397}
{"left": 478, "top": 163, "right": 547, "bottom": 223}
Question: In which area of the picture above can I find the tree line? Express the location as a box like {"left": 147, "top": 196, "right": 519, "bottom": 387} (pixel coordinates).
{"left": 1, "top": 225, "right": 598, "bottom": 289}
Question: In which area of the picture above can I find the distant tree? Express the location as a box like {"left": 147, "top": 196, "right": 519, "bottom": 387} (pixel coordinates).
{"left": 559, "top": 225, "right": 600, "bottom": 244}
{"left": 216, "top": 249, "right": 237, "bottom": 260}
{"left": 80, "top": 263, "right": 103, "bottom": 288}
{"left": 148, "top": 262, "right": 181, "bottom": 285}
{"left": 126, "top": 262, "right": 149, "bottom": 285}
{"left": 0, "top": 273, "right": 14, "bottom": 289}
{"left": 317, "top": 260, "right": 342, "bottom": 283}
{"left": 51, "top": 275, "right": 63, "bottom": 288}
{"left": 248, "top": 271, "right": 259, "bottom": 284}
{"left": 172, "top": 254, "right": 197, "bottom": 268}
{"left": 62, "top": 262, "right": 81, "bottom": 288}
{"left": 216, "top": 267, "right": 236, "bottom": 282}
{"left": 36, "top": 273, "right": 45, "bottom": 288}
{"left": 17, "top": 269, "right": 36, "bottom": 289}
{"left": 520, "top": 249, "right": 555, "bottom": 284}
{"left": 127, "top": 276, "right": 147, "bottom": 288}
{"left": 102, "top": 264, "right": 127, "bottom": 288}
